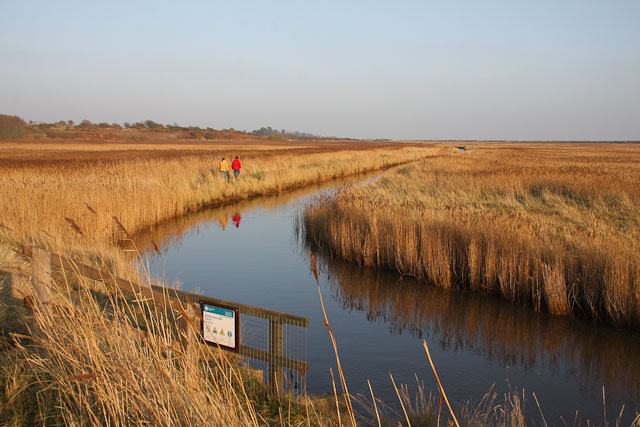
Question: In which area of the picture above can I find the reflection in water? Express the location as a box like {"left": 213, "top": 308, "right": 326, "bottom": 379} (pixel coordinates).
{"left": 132, "top": 176, "right": 361, "bottom": 255}
{"left": 316, "top": 252, "right": 640, "bottom": 399}
{"left": 218, "top": 216, "right": 229, "bottom": 230}
{"left": 232, "top": 213, "right": 241, "bottom": 228}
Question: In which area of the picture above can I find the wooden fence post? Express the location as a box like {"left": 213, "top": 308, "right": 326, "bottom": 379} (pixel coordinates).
{"left": 180, "top": 303, "right": 201, "bottom": 363}
{"left": 269, "top": 318, "right": 284, "bottom": 394}
{"left": 31, "top": 247, "right": 51, "bottom": 305}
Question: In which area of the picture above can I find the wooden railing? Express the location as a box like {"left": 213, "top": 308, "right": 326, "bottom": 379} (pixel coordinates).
{"left": 21, "top": 245, "right": 308, "bottom": 394}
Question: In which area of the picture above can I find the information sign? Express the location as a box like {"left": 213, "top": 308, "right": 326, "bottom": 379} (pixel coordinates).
{"left": 200, "top": 302, "right": 239, "bottom": 351}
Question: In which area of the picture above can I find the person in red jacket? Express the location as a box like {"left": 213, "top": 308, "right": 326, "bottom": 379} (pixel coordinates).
{"left": 231, "top": 156, "right": 241, "bottom": 178}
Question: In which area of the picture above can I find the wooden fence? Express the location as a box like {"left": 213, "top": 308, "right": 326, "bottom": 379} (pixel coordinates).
{"left": 21, "top": 245, "right": 308, "bottom": 394}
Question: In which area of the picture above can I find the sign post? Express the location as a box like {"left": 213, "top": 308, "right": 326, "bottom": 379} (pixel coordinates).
{"left": 200, "top": 302, "right": 239, "bottom": 351}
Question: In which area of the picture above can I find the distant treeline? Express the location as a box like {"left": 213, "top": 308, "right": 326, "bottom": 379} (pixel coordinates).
{"left": 251, "top": 126, "right": 332, "bottom": 140}
{"left": 27, "top": 118, "right": 244, "bottom": 134}
{"left": 0, "top": 114, "right": 333, "bottom": 140}
{"left": 0, "top": 115, "right": 29, "bottom": 139}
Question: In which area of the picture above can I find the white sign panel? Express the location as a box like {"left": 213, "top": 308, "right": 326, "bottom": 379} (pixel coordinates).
{"left": 201, "top": 303, "right": 238, "bottom": 350}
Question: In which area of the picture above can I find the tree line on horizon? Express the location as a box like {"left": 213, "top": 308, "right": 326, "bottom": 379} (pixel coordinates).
{"left": 251, "top": 126, "right": 331, "bottom": 140}
{"left": 0, "top": 114, "right": 332, "bottom": 140}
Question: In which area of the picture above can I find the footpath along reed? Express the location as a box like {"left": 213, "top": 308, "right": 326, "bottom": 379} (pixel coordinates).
{"left": 302, "top": 143, "right": 640, "bottom": 330}
{"left": 0, "top": 138, "right": 440, "bottom": 274}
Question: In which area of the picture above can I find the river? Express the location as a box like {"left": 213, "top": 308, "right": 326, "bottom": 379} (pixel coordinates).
{"left": 132, "top": 174, "right": 640, "bottom": 425}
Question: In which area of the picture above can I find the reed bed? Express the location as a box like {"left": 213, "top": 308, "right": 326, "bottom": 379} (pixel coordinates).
{"left": 0, "top": 138, "right": 440, "bottom": 276}
{"left": 0, "top": 138, "right": 439, "bottom": 425}
{"left": 3, "top": 138, "right": 638, "bottom": 425}
{"left": 0, "top": 137, "right": 441, "bottom": 426}
{"left": 302, "top": 143, "right": 640, "bottom": 330}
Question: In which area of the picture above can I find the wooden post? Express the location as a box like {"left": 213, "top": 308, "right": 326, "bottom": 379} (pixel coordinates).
{"left": 269, "top": 318, "right": 284, "bottom": 394}
{"left": 180, "top": 303, "right": 201, "bottom": 364}
{"left": 31, "top": 247, "right": 51, "bottom": 305}
{"left": 187, "top": 304, "right": 201, "bottom": 343}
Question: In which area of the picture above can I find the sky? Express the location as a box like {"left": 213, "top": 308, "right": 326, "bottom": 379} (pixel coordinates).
{"left": 1, "top": 0, "right": 639, "bottom": 140}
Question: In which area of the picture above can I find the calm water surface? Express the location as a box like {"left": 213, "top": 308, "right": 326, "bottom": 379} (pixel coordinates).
{"left": 133, "top": 177, "right": 640, "bottom": 424}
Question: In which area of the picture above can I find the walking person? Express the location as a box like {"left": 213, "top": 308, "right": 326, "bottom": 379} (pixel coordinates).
{"left": 219, "top": 157, "right": 230, "bottom": 180}
{"left": 231, "top": 156, "right": 241, "bottom": 178}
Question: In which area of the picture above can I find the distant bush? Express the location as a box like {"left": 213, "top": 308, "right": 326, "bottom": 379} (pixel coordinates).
{"left": 0, "top": 114, "right": 29, "bottom": 139}
{"left": 76, "top": 120, "right": 95, "bottom": 129}
{"left": 144, "top": 120, "right": 165, "bottom": 130}
{"left": 252, "top": 126, "right": 322, "bottom": 139}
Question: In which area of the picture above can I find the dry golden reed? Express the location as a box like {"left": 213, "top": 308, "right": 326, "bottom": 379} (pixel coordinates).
{"left": 302, "top": 143, "right": 640, "bottom": 330}
{"left": 4, "top": 137, "right": 637, "bottom": 425}
{"left": 0, "top": 137, "right": 443, "bottom": 426}
{"left": 0, "top": 255, "right": 337, "bottom": 426}
{"left": 0, "top": 138, "right": 440, "bottom": 275}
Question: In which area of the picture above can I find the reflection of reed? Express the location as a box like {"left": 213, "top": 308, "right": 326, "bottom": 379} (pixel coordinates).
{"left": 131, "top": 172, "right": 382, "bottom": 256}
{"left": 317, "top": 252, "right": 640, "bottom": 397}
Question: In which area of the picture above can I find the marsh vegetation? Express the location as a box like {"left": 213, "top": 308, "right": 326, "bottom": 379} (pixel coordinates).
{"left": 302, "top": 143, "right": 640, "bottom": 330}
{"left": 2, "top": 132, "right": 639, "bottom": 425}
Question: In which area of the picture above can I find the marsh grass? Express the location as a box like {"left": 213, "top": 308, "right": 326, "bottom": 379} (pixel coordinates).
{"left": 0, "top": 243, "right": 347, "bottom": 426}
{"left": 0, "top": 139, "right": 441, "bottom": 278}
{"left": 302, "top": 143, "right": 640, "bottom": 330}
{"left": 0, "top": 136, "right": 443, "bottom": 426}
{"left": 3, "top": 140, "right": 639, "bottom": 425}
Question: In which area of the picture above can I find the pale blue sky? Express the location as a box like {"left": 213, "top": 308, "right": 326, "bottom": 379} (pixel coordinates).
{"left": 1, "top": 1, "right": 639, "bottom": 140}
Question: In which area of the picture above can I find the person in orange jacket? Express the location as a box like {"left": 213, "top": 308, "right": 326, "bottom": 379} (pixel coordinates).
{"left": 219, "top": 157, "right": 230, "bottom": 180}
{"left": 231, "top": 156, "right": 241, "bottom": 178}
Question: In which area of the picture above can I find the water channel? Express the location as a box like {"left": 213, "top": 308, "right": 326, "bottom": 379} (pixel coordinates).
{"left": 133, "top": 174, "right": 640, "bottom": 424}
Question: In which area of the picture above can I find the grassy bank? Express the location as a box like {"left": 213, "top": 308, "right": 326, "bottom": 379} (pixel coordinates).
{"left": 0, "top": 136, "right": 446, "bottom": 425}
{"left": 0, "top": 253, "right": 346, "bottom": 426}
{"left": 0, "top": 138, "right": 440, "bottom": 274}
{"left": 302, "top": 143, "right": 640, "bottom": 330}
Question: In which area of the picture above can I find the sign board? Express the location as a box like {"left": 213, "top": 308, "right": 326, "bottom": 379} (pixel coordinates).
{"left": 200, "top": 302, "right": 239, "bottom": 351}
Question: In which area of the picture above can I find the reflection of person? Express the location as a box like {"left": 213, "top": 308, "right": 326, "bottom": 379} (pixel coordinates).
{"left": 232, "top": 213, "right": 241, "bottom": 228}
{"left": 218, "top": 216, "right": 229, "bottom": 230}
{"left": 231, "top": 156, "right": 241, "bottom": 178}
{"left": 219, "top": 158, "right": 230, "bottom": 180}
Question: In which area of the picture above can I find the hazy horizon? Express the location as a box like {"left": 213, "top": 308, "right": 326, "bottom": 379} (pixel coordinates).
{"left": 2, "top": 1, "right": 639, "bottom": 140}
